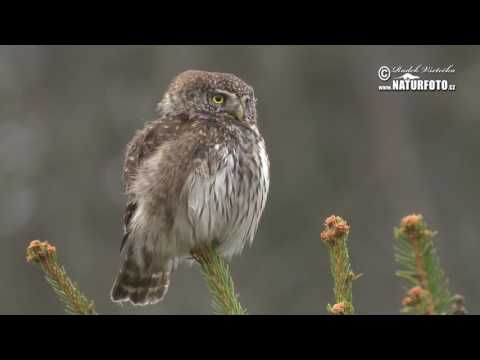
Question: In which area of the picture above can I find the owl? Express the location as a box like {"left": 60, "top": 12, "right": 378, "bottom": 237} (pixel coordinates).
{"left": 111, "top": 70, "right": 270, "bottom": 306}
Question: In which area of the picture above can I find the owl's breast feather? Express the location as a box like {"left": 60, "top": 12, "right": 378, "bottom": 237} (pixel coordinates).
{"left": 172, "top": 137, "right": 269, "bottom": 258}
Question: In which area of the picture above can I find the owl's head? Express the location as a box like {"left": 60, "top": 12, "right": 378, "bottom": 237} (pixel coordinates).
{"left": 160, "top": 70, "right": 257, "bottom": 126}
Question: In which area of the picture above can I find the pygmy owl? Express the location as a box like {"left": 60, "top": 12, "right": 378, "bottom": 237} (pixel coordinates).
{"left": 111, "top": 70, "right": 270, "bottom": 305}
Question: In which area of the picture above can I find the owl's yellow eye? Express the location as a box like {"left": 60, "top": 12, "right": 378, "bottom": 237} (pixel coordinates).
{"left": 212, "top": 95, "right": 225, "bottom": 105}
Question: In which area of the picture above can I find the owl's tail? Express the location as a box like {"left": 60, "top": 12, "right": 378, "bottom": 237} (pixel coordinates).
{"left": 110, "top": 250, "right": 172, "bottom": 306}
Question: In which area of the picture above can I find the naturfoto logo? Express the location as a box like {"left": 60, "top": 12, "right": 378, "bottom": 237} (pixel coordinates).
{"left": 378, "top": 64, "right": 456, "bottom": 92}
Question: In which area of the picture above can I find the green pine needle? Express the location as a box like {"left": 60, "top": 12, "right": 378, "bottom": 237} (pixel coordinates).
{"left": 192, "top": 244, "right": 247, "bottom": 315}
{"left": 394, "top": 214, "right": 461, "bottom": 315}
{"left": 27, "top": 240, "right": 97, "bottom": 315}
{"left": 321, "top": 215, "right": 359, "bottom": 315}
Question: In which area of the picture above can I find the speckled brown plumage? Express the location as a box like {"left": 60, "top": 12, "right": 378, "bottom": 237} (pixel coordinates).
{"left": 111, "top": 70, "right": 270, "bottom": 306}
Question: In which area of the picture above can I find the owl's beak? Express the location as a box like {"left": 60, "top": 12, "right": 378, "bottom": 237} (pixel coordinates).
{"left": 233, "top": 98, "right": 246, "bottom": 122}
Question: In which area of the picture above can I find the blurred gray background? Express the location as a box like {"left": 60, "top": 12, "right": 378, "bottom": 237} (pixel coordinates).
{"left": 1, "top": 45, "right": 478, "bottom": 314}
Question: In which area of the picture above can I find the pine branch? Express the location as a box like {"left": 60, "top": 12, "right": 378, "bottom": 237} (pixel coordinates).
{"left": 394, "top": 214, "right": 464, "bottom": 315}
{"left": 191, "top": 244, "right": 247, "bottom": 315}
{"left": 320, "top": 215, "right": 360, "bottom": 315}
{"left": 26, "top": 240, "right": 97, "bottom": 315}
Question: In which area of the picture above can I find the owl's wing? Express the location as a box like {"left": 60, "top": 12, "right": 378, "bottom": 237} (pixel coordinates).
{"left": 120, "top": 116, "right": 187, "bottom": 252}
{"left": 123, "top": 117, "right": 183, "bottom": 190}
